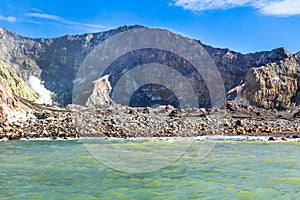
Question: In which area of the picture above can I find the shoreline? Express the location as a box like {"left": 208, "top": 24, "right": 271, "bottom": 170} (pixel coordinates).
{"left": 1, "top": 101, "right": 299, "bottom": 141}
{"left": 1, "top": 135, "right": 299, "bottom": 143}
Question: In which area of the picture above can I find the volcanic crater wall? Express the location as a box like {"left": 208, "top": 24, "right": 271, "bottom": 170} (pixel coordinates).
{"left": 0, "top": 26, "right": 299, "bottom": 109}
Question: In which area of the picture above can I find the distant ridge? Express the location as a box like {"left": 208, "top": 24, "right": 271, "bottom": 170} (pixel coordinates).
{"left": 0, "top": 25, "right": 299, "bottom": 110}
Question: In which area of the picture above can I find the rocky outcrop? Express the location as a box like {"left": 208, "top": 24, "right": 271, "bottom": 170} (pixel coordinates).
{"left": 295, "top": 51, "right": 300, "bottom": 63}
{"left": 0, "top": 28, "right": 42, "bottom": 79}
{"left": 86, "top": 75, "right": 114, "bottom": 108}
{"left": 0, "top": 83, "right": 31, "bottom": 122}
{"left": 0, "top": 59, "right": 39, "bottom": 101}
{"left": 226, "top": 48, "right": 300, "bottom": 110}
{"left": 0, "top": 60, "right": 36, "bottom": 122}
{"left": 0, "top": 26, "right": 299, "bottom": 109}
{"left": 240, "top": 53, "right": 300, "bottom": 110}
{"left": 201, "top": 47, "right": 292, "bottom": 92}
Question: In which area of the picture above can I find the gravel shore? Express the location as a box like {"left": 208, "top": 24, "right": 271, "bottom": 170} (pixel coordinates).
{"left": 0, "top": 100, "right": 299, "bottom": 141}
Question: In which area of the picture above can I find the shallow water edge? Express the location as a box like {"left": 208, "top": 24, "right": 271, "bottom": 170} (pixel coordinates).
{"left": 1, "top": 135, "right": 300, "bottom": 143}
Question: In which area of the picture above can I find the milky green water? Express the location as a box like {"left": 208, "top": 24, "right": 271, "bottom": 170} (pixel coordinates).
{"left": 0, "top": 139, "right": 300, "bottom": 200}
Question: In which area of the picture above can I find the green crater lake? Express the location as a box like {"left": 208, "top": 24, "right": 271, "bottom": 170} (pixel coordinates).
{"left": 0, "top": 139, "right": 300, "bottom": 199}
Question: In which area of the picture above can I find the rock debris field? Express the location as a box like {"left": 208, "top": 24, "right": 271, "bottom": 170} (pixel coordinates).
{"left": 0, "top": 101, "right": 299, "bottom": 141}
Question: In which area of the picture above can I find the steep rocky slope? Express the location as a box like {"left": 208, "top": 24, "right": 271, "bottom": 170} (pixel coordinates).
{"left": 0, "top": 26, "right": 143, "bottom": 105}
{"left": 0, "top": 60, "right": 37, "bottom": 122}
{"left": 0, "top": 59, "right": 38, "bottom": 101}
{"left": 0, "top": 26, "right": 299, "bottom": 110}
{"left": 0, "top": 83, "right": 31, "bottom": 122}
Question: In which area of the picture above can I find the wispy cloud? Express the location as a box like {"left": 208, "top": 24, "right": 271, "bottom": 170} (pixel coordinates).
{"left": 259, "top": 0, "right": 300, "bottom": 16}
{"left": 26, "top": 12, "right": 107, "bottom": 31}
{"left": 171, "top": 0, "right": 300, "bottom": 17}
{"left": 0, "top": 14, "right": 17, "bottom": 22}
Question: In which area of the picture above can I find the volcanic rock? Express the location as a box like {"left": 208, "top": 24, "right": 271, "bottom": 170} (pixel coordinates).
{"left": 0, "top": 26, "right": 299, "bottom": 110}
{"left": 241, "top": 54, "right": 300, "bottom": 110}
{"left": 86, "top": 75, "right": 114, "bottom": 108}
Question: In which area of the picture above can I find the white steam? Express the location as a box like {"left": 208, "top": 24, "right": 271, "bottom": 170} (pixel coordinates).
{"left": 28, "top": 76, "right": 53, "bottom": 104}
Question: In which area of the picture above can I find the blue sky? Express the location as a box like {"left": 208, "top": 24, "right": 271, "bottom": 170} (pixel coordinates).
{"left": 0, "top": 0, "right": 299, "bottom": 53}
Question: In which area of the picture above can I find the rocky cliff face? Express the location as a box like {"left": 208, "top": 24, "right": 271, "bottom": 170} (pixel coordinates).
{"left": 0, "top": 26, "right": 143, "bottom": 105}
{"left": 0, "top": 59, "right": 39, "bottom": 101}
{"left": 0, "top": 59, "right": 36, "bottom": 122}
{"left": 0, "top": 26, "right": 299, "bottom": 110}
{"left": 241, "top": 54, "right": 300, "bottom": 110}
{"left": 0, "top": 83, "right": 31, "bottom": 122}
{"left": 0, "top": 28, "right": 41, "bottom": 79}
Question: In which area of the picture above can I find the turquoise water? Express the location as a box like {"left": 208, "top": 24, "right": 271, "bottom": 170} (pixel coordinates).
{"left": 0, "top": 139, "right": 300, "bottom": 199}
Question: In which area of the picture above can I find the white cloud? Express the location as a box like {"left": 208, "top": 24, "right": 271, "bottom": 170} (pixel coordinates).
{"left": 259, "top": 0, "right": 300, "bottom": 16}
{"left": 171, "top": 0, "right": 300, "bottom": 17}
{"left": 26, "top": 12, "right": 107, "bottom": 31}
{"left": 0, "top": 15, "right": 16, "bottom": 22}
{"left": 27, "top": 13, "right": 62, "bottom": 21}
{"left": 172, "top": 0, "right": 253, "bottom": 11}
